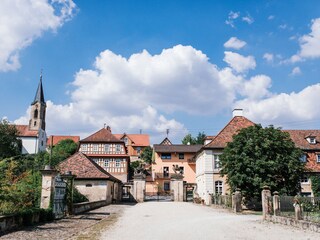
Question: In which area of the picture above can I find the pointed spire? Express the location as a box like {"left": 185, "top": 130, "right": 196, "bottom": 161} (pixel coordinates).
{"left": 32, "top": 71, "right": 45, "bottom": 105}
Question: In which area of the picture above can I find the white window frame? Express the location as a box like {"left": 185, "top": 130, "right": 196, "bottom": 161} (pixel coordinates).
{"left": 115, "top": 159, "right": 121, "bottom": 167}
{"left": 301, "top": 176, "right": 309, "bottom": 184}
{"left": 116, "top": 144, "right": 121, "bottom": 154}
{"left": 93, "top": 144, "right": 98, "bottom": 152}
{"left": 317, "top": 154, "right": 320, "bottom": 163}
{"left": 82, "top": 144, "right": 88, "bottom": 151}
{"left": 214, "top": 154, "right": 220, "bottom": 169}
{"left": 215, "top": 181, "right": 223, "bottom": 195}
{"left": 104, "top": 159, "right": 110, "bottom": 167}
{"left": 104, "top": 144, "right": 110, "bottom": 153}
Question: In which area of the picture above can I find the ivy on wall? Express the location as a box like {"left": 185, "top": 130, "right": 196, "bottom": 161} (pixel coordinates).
{"left": 310, "top": 175, "right": 320, "bottom": 197}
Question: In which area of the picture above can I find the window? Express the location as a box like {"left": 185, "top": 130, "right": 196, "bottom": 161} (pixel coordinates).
{"left": 86, "top": 184, "right": 92, "bottom": 187}
{"left": 164, "top": 182, "right": 170, "bottom": 191}
{"left": 34, "top": 121, "right": 37, "bottom": 126}
{"left": 310, "top": 138, "right": 316, "bottom": 144}
{"left": 124, "top": 137, "right": 128, "bottom": 145}
{"left": 115, "top": 159, "right": 121, "bottom": 167}
{"left": 116, "top": 144, "right": 121, "bottom": 154}
{"left": 179, "top": 153, "right": 184, "bottom": 159}
{"left": 82, "top": 144, "right": 88, "bottom": 151}
{"left": 214, "top": 154, "right": 220, "bottom": 169}
{"left": 104, "top": 144, "right": 110, "bottom": 153}
{"left": 317, "top": 154, "right": 320, "bottom": 163}
{"left": 161, "top": 153, "right": 171, "bottom": 159}
{"left": 301, "top": 176, "right": 309, "bottom": 184}
{"left": 93, "top": 144, "right": 98, "bottom": 152}
{"left": 215, "top": 181, "right": 223, "bottom": 195}
{"left": 34, "top": 109, "right": 38, "bottom": 118}
{"left": 179, "top": 166, "right": 184, "bottom": 174}
{"left": 104, "top": 159, "right": 110, "bottom": 167}
{"left": 163, "top": 167, "right": 169, "bottom": 177}
{"left": 300, "top": 154, "right": 307, "bottom": 163}
{"left": 136, "top": 147, "right": 141, "bottom": 154}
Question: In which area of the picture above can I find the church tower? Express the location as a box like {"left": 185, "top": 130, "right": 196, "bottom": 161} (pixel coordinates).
{"left": 29, "top": 74, "right": 46, "bottom": 131}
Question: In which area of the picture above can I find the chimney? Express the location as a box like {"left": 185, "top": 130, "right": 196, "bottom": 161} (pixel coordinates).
{"left": 233, "top": 108, "right": 243, "bottom": 117}
{"left": 106, "top": 126, "right": 111, "bottom": 132}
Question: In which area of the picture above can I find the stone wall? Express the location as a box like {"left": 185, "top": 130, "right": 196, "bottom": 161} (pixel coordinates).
{"left": 266, "top": 214, "right": 320, "bottom": 233}
{"left": 73, "top": 200, "right": 109, "bottom": 214}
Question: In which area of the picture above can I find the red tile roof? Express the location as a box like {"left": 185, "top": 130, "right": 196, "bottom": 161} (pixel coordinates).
{"left": 204, "top": 116, "right": 255, "bottom": 149}
{"left": 47, "top": 135, "right": 80, "bottom": 146}
{"left": 16, "top": 125, "right": 38, "bottom": 137}
{"left": 283, "top": 130, "right": 320, "bottom": 150}
{"left": 80, "top": 127, "right": 123, "bottom": 143}
{"left": 114, "top": 134, "right": 150, "bottom": 146}
{"left": 57, "top": 152, "right": 121, "bottom": 182}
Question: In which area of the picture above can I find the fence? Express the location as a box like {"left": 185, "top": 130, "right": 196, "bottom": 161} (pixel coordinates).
{"left": 212, "top": 194, "right": 232, "bottom": 209}
{"left": 262, "top": 187, "right": 320, "bottom": 233}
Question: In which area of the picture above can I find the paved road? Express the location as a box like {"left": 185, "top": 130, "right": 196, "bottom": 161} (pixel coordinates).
{"left": 99, "top": 202, "right": 319, "bottom": 240}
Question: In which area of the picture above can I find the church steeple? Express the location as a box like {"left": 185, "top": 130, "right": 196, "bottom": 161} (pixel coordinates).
{"left": 32, "top": 72, "right": 46, "bottom": 105}
{"left": 29, "top": 72, "right": 47, "bottom": 131}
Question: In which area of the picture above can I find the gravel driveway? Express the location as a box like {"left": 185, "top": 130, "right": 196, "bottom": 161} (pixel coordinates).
{"left": 99, "top": 202, "right": 319, "bottom": 240}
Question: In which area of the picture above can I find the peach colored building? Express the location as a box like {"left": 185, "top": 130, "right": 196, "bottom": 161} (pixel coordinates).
{"left": 147, "top": 138, "right": 202, "bottom": 195}
{"left": 78, "top": 126, "right": 129, "bottom": 183}
{"left": 114, "top": 133, "right": 150, "bottom": 162}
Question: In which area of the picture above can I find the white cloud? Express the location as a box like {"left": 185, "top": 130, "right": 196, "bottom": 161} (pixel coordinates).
{"left": 224, "top": 37, "right": 247, "bottom": 50}
{"left": 0, "top": 0, "right": 76, "bottom": 72}
{"left": 235, "top": 84, "right": 320, "bottom": 127}
{"left": 263, "top": 53, "right": 274, "bottom": 62}
{"left": 279, "top": 24, "right": 287, "bottom": 30}
{"left": 240, "top": 75, "right": 272, "bottom": 100}
{"left": 298, "top": 18, "right": 320, "bottom": 58}
{"left": 242, "top": 15, "right": 254, "bottom": 24}
{"left": 285, "top": 18, "right": 320, "bottom": 63}
{"left": 268, "top": 15, "right": 275, "bottom": 20}
{"left": 223, "top": 51, "right": 256, "bottom": 73}
{"left": 225, "top": 11, "right": 240, "bottom": 28}
{"left": 15, "top": 45, "right": 247, "bottom": 141}
{"left": 290, "top": 67, "right": 302, "bottom": 76}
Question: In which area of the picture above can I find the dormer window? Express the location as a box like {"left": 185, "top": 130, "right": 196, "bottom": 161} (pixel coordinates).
{"left": 306, "top": 136, "right": 316, "bottom": 144}
{"left": 124, "top": 137, "right": 128, "bottom": 145}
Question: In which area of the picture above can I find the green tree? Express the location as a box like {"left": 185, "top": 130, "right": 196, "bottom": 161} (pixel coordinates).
{"left": 220, "top": 124, "right": 304, "bottom": 202}
{"left": 182, "top": 132, "right": 206, "bottom": 145}
{"left": 48, "top": 139, "right": 78, "bottom": 166}
{"left": 140, "top": 146, "right": 153, "bottom": 164}
{"left": 0, "top": 119, "right": 22, "bottom": 158}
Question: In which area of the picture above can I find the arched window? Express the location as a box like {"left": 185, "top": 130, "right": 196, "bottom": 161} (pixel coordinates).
{"left": 215, "top": 181, "right": 223, "bottom": 195}
{"left": 34, "top": 109, "right": 38, "bottom": 118}
{"left": 33, "top": 121, "right": 37, "bottom": 126}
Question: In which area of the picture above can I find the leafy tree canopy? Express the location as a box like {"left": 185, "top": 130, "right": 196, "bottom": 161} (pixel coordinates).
{"left": 182, "top": 132, "right": 206, "bottom": 145}
{"left": 140, "top": 146, "right": 153, "bottom": 164}
{"left": 0, "top": 119, "right": 22, "bottom": 159}
{"left": 220, "top": 124, "right": 304, "bottom": 201}
{"left": 48, "top": 139, "right": 78, "bottom": 166}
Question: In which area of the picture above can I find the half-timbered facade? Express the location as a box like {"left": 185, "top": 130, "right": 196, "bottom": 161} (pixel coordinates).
{"left": 79, "top": 126, "right": 129, "bottom": 183}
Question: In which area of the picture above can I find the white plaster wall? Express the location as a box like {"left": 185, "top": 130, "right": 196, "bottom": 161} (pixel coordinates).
{"left": 20, "top": 137, "right": 38, "bottom": 154}
{"left": 75, "top": 180, "right": 108, "bottom": 202}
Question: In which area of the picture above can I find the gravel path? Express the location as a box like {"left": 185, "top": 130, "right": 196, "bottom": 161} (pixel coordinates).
{"left": 99, "top": 202, "right": 319, "bottom": 240}
{"left": 1, "top": 202, "right": 319, "bottom": 240}
{"left": 0, "top": 204, "right": 130, "bottom": 240}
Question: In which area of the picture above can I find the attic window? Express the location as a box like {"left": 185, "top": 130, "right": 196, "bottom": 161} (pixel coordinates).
{"left": 124, "top": 137, "right": 128, "bottom": 145}
{"left": 307, "top": 137, "right": 316, "bottom": 144}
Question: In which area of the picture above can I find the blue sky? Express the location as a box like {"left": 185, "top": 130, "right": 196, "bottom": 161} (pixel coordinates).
{"left": 1, "top": 0, "right": 320, "bottom": 143}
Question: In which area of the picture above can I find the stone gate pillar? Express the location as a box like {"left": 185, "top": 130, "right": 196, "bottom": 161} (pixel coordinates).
{"left": 233, "top": 188, "right": 242, "bottom": 213}
{"left": 261, "top": 186, "right": 271, "bottom": 220}
{"left": 171, "top": 174, "right": 184, "bottom": 202}
{"left": 273, "top": 191, "right": 280, "bottom": 216}
{"left": 40, "top": 165, "right": 58, "bottom": 209}
{"left": 133, "top": 174, "right": 146, "bottom": 203}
